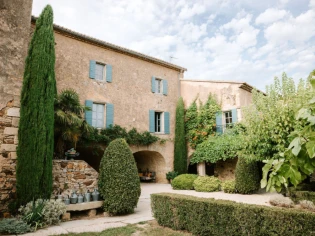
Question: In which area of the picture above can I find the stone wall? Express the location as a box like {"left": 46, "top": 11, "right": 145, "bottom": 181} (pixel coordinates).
{"left": 52, "top": 160, "right": 98, "bottom": 197}
{"left": 215, "top": 158, "right": 238, "bottom": 181}
{"left": 0, "top": 0, "right": 33, "bottom": 213}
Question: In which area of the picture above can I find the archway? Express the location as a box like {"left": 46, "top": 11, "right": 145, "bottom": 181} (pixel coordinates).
{"left": 133, "top": 151, "right": 166, "bottom": 183}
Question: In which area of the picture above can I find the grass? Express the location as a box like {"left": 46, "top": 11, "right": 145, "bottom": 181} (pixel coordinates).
{"left": 58, "top": 220, "right": 191, "bottom": 236}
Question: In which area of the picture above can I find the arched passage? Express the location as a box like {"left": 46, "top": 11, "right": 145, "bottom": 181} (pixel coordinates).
{"left": 133, "top": 151, "right": 166, "bottom": 183}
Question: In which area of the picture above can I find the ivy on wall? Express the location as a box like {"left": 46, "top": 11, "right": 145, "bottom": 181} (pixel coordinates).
{"left": 185, "top": 94, "right": 220, "bottom": 149}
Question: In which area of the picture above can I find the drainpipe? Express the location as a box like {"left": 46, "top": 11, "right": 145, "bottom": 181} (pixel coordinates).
{"left": 178, "top": 69, "right": 184, "bottom": 98}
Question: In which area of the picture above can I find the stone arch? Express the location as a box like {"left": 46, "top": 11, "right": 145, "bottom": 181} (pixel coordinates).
{"left": 133, "top": 151, "right": 167, "bottom": 183}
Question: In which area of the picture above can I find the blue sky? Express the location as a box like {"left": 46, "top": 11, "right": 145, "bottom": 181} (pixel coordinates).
{"left": 32, "top": 0, "right": 315, "bottom": 91}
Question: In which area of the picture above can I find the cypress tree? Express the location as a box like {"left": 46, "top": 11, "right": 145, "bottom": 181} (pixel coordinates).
{"left": 16, "top": 5, "right": 56, "bottom": 205}
{"left": 174, "top": 97, "right": 187, "bottom": 174}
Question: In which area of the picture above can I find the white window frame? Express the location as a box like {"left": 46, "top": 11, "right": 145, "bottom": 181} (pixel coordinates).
{"left": 224, "top": 111, "right": 233, "bottom": 125}
{"left": 95, "top": 62, "right": 106, "bottom": 81}
{"left": 155, "top": 78, "right": 163, "bottom": 94}
{"left": 92, "top": 103, "right": 105, "bottom": 128}
{"left": 154, "top": 111, "right": 164, "bottom": 133}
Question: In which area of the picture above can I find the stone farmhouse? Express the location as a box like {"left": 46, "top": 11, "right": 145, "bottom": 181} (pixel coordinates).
{"left": 0, "top": 0, "right": 260, "bottom": 212}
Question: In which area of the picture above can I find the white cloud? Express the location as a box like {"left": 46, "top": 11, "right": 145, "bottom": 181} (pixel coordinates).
{"left": 310, "top": 0, "right": 315, "bottom": 8}
{"left": 255, "top": 8, "right": 289, "bottom": 25}
{"left": 178, "top": 3, "right": 206, "bottom": 20}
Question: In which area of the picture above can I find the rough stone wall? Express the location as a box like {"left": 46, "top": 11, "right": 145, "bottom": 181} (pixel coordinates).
{"left": 0, "top": 0, "right": 33, "bottom": 213}
{"left": 52, "top": 160, "right": 98, "bottom": 197}
{"left": 215, "top": 158, "right": 238, "bottom": 181}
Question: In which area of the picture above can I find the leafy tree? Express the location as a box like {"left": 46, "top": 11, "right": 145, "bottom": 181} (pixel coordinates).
{"left": 185, "top": 94, "right": 220, "bottom": 149}
{"left": 262, "top": 77, "right": 315, "bottom": 192}
{"left": 174, "top": 97, "right": 187, "bottom": 174}
{"left": 240, "top": 73, "right": 311, "bottom": 162}
{"left": 190, "top": 125, "right": 243, "bottom": 164}
{"left": 54, "top": 89, "right": 92, "bottom": 158}
{"left": 98, "top": 139, "right": 141, "bottom": 215}
{"left": 16, "top": 5, "right": 56, "bottom": 205}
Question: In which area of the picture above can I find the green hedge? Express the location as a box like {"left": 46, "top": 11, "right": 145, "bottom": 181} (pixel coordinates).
{"left": 289, "top": 190, "right": 315, "bottom": 204}
{"left": 193, "top": 176, "right": 220, "bottom": 192}
{"left": 171, "top": 174, "right": 198, "bottom": 190}
{"left": 151, "top": 193, "right": 315, "bottom": 236}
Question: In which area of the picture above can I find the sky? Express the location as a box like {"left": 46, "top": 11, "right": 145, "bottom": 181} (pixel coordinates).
{"left": 32, "top": 0, "right": 315, "bottom": 91}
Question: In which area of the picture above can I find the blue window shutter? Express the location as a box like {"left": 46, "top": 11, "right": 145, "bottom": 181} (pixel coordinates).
{"left": 151, "top": 77, "right": 156, "bottom": 93}
{"left": 106, "top": 103, "right": 114, "bottom": 128}
{"left": 149, "top": 110, "right": 155, "bottom": 132}
{"left": 163, "top": 80, "right": 168, "bottom": 95}
{"left": 85, "top": 100, "right": 93, "bottom": 125}
{"left": 164, "top": 112, "right": 170, "bottom": 134}
{"left": 232, "top": 109, "right": 238, "bottom": 123}
{"left": 89, "top": 60, "right": 96, "bottom": 79}
{"left": 106, "top": 64, "right": 112, "bottom": 82}
{"left": 216, "top": 112, "right": 222, "bottom": 134}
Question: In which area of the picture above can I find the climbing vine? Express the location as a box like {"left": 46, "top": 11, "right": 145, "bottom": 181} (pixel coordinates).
{"left": 185, "top": 94, "right": 220, "bottom": 149}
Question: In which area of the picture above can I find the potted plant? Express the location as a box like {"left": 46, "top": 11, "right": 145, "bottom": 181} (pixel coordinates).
{"left": 166, "top": 171, "right": 178, "bottom": 183}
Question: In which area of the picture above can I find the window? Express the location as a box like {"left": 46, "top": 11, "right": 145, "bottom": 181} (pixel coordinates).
{"left": 92, "top": 103, "right": 104, "bottom": 128}
{"left": 155, "top": 79, "right": 162, "bottom": 93}
{"left": 95, "top": 63, "right": 105, "bottom": 81}
{"left": 224, "top": 111, "right": 233, "bottom": 125}
{"left": 155, "top": 112, "right": 162, "bottom": 132}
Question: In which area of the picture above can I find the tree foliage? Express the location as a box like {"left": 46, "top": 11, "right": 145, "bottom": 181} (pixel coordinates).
{"left": 54, "top": 89, "right": 92, "bottom": 158}
{"left": 16, "top": 5, "right": 56, "bottom": 205}
{"left": 190, "top": 125, "right": 244, "bottom": 164}
{"left": 262, "top": 77, "right": 315, "bottom": 192}
{"left": 98, "top": 139, "right": 141, "bottom": 215}
{"left": 240, "top": 73, "right": 311, "bottom": 162}
{"left": 174, "top": 97, "right": 187, "bottom": 174}
{"left": 185, "top": 94, "right": 220, "bottom": 149}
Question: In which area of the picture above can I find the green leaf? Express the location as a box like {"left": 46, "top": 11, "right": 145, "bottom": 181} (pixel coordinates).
{"left": 288, "top": 137, "right": 301, "bottom": 156}
{"left": 306, "top": 141, "right": 315, "bottom": 158}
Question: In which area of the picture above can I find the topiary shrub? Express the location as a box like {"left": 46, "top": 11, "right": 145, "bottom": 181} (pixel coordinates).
{"left": 193, "top": 176, "right": 221, "bottom": 192}
{"left": 235, "top": 158, "right": 260, "bottom": 194}
{"left": 0, "top": 218, "right": 31, "bottom": 235}
{"left": 222, "top": 180, "right": 236, "bottom": 193}
{"left": 171, "top": 174, "right": 198, "bottom": 190}
{"left": 98, "top": 138, "right": 141, "bottom": 215}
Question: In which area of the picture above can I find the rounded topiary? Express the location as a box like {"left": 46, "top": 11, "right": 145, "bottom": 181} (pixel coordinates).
{"left": 171, "top": 174, "right": 198, "bottom": 190}
{"left": 98, "top": 138, "right": 141, "bottom": 215}
{"left": 235, "top": 158, "right": 260, "bottom": 194}
{"left": 193, "top": 176, "right": 221, "bottom": 192}
{"left": 222, "top": 180, "right": 236, "bottom": 193}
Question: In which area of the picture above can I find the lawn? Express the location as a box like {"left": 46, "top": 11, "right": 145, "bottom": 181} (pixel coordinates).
{"left": 58, "top": 220, "right": 191, "bottom": 236}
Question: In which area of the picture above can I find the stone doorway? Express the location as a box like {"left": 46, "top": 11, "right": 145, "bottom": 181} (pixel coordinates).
{"left": 133, "top": 151, "right": 166, "bottom": 183}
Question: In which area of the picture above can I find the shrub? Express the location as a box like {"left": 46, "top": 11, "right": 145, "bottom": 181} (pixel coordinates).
{"left": 289, "top": 190, "right": 315, "bottom": 204}
{"left": 235, "top": 158, "right": 260, "bottom": 194}
{"left": 17, "top": 4, "right": 56, "bottom": 206}
{"left": 166, "top": 171, "right": 178, "bottom": 181}
{"left": 300, "top": 200, "right": 315, "bottom": 211}
{"left": 98, "top": 138, "right": 141, "bottom": 215}
{"left": 269, "top": 195, "right": 294, "bottom": 208}
{"left": 171, "top": 174, "right": 198, "bottom": 190}
{"left": 193, "top": 176, "right": 220, "bottom": 192}
{"left": 174, "top": 97, "right": 187, "bottom": 174}
{"left": 19, "top": 199, "right": 66, "bottom": 229}
{"left": 222, "top": 180, "right": 236, "bottom": 193}
{"left": 0, "top": 218, "right": 31, "bottom": 235}
{"left": 151, "top": 193, "right": 315, "bottom": 236}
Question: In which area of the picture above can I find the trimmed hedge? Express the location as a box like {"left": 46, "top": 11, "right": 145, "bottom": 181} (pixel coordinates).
{"left": 222, "top": 180, "right": 236, "bottom": 193}
{"left": 151, "top": 193, "right": 315, "bottom": 236}
{"left": 171, "top": 174, "right": 198, "bottom": 190}
{"left": 193, "top": 176, "right": 220, "bottom": 192}
{"left": 235, "top": 158, "right": 260, "bottom": 194}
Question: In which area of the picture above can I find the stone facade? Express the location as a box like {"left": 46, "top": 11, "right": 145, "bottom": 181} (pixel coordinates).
{"left": 181, "top": 80, "right": 256, "bottom": 178}
{"left": 52, "top": 160, "right": 98, "bottom": 197}
{"left": 0, "top": 0, "right": 33, "bottom": 213}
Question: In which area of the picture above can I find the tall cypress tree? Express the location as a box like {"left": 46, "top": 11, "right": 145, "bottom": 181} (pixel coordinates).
{"left": 174, "top": 97, "right": 187, "bottom": 174}
{"left": 16, "top": 5, "right": 56, "bottom": 205}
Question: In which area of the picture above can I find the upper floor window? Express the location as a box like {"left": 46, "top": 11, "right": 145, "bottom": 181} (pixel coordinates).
{"left": 95, "top": 63, "right": 105, "bottom": 81}
{"left": 155, "top": 79, "right": 162, "bottom": 94}
{"left": 155, "top": 112, "right": 162, "bottom": 132}
{"left": 151, "top": 76, "right": 168, "bottom": 95}
{"left": 92, "top": 103, "right": 104, "bottom": 128}
{"left": 224, "top": 111, "right": 233, "bottom": 125}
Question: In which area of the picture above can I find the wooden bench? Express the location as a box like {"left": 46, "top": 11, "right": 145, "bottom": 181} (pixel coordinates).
{"left": 62, "top": 201, "right": 103, "bottom": 220}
